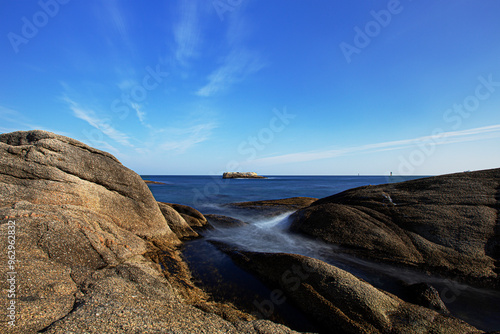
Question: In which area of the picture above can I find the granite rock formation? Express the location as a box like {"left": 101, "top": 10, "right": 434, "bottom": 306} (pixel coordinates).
{"left": 166, "top": 202, "right": 208, "bottom": 228}
{"left": 157, "top": 202, "right": 199, "bottom": 240}
{"left": 0, "top": 130, "right": 297, "bottom": 333}
{"left": 290, "top": 168, "right": 500, "bottom": 289}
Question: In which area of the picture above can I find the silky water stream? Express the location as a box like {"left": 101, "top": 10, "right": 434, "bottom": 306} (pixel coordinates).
{"left": 182, "top": 208, "right": 500, "bottom": 332}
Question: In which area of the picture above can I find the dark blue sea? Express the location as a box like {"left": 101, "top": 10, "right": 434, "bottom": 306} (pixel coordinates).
{"left": 142, "top": 175, "right": 423, "bottom": 211}
{"left": 144, "top": 175, "right": 500, "bottom": 332}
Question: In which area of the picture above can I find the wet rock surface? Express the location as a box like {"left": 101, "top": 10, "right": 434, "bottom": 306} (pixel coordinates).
{"left": 220, "top": 249, "right": 481, "bottom": 334}
{"left": 143, "top": 179, "right": 167, "bottom": 185}
{"left": 205, "top": 214, "right": 248, "bottom": 227}
{"left": 226, "top": 197, "right": 318, "bottom": 217}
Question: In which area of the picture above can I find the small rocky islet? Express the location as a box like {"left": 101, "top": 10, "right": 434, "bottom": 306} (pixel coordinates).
{"left": 1, "top": 130, "right": 498, "bottom": 333}
{"left": 223, "top": 172, "right": 267, "bottom": 179}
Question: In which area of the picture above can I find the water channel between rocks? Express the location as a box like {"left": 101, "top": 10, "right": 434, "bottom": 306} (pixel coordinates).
{"left": 181, "top": 208, "right": 500, "bottom": 333}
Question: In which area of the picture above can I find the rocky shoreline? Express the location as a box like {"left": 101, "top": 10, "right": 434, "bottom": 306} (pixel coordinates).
{"left": 290, "top": 169, "right": 500, "bottom": 290}
{"left": 1, "top": 130, "right": 498, "bottom": 333}
{"left": 143, "top": 179, "right": 167, "bottom": 185}
{"left": 0, "top": 131, "right": 293, "bottom": 333}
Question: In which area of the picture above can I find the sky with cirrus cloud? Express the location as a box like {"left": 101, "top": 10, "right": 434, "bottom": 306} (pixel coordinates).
{"left": 1, "top": 0, "right": 500, "bottom": 175}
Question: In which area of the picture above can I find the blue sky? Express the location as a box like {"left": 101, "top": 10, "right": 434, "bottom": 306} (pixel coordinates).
{"left": 1, "top": 0, "right": 500, "bottom": 175}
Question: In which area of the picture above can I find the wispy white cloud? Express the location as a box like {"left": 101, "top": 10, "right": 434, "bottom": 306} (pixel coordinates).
{"left": 106, "top": 1, "right": 127, "bottom": 39}
{"left": 0, "top": 106, "right": 30, "bottom": 124}
{"left": 159, "top": 122, "right": 217, "bottom": 152}
{"left": 131, "top": 102, "right": 146, "bottom": 124}
{"left": 0, "top": 105, "right": 65, "bottom": 134}
{"left": 86, "top": 139, "right": 121, "bottom": 156}
{"left": 196, "top": 11, "right": 266, "bottom": 97}
{"left": 65, "top": 98, "right": 134, "bottom": 148}
{"left": 117, "top": 78, "right": 137, "bottom": 91}
{"left": 249, "top": 124, "right": 500, "bottom": 166}
{"left": 174, "top": 1, "right": 203, "bottom": 66}
{"left": 101, "top": 0, "right": 135, "bottom": 54}
{"left": 196, "top": 49, "right": 266, "bottom": 97}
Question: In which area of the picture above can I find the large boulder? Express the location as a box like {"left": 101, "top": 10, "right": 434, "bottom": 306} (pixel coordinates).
{"left": 157, "top": 202, "right": 199, "bottom": 239}
{"left": 225, "top": 250, "right": 480, "bottom": 334}
{"left": 0, "top": 130, "right": 178, "bottom": 245}
{"left": 166, "top": 202, "right": 208, "bottom": 228}
{"left": 290, "top": 168, "right": 500, "bottom": 289}
{"left": 0, "top": 130, "right": 297, "bottom": 333}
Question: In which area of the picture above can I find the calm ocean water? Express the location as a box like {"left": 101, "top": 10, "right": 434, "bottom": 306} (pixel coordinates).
{"left": 142, "top": 175, "right": 426, "bottom": 210}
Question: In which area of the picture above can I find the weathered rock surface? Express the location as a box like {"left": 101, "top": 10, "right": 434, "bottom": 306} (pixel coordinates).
{"left": 0, "top": 130, "right": 298, "bottom": 334}
{"left": 224, "top": 250, "right": 480, "bottom": 334}
{"left": 290, "top": 168, "right": 500, "bottom": 289}
{"left": 157, "top": 202, "right": 199, "bottom": 240}
{"left": 166, "top": 202, "right": 208, "bottom": 228}
{"left": 223, "top": 172, "right": 267, "bottom": 179}
{"left": 0, "top": 130, "right": 178, "bottom": 245}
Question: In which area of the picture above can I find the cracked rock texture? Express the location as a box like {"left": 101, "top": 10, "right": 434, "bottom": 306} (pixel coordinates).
{"left": 0, "top": 130, "right": 298, "bottom": 334}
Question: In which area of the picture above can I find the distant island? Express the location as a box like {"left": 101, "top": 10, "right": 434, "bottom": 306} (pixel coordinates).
{"left": 222, "top": 172, "right": 267, "bottom": 179}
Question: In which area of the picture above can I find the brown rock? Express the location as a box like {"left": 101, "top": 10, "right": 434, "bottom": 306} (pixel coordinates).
{"left": 157, "top": 202, "right": 199, "bottom": 239}
{"left": 143, "top": 179, "right": 167, "bottom": 185}
{"left": 0, "top": 130, "right": 179, "bottom": 245}
{"left": 0, "top": 130, "right": 298, "bottom": 334}
{"left": 167, "top": 202, "right": 208, "bottom": 228}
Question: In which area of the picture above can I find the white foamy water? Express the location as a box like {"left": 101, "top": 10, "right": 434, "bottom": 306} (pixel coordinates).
{"left": 205, "top": 212, "right": 339, "bottom": 257}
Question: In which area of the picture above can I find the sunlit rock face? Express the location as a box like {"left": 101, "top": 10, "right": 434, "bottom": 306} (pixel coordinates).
{"left": 0, "top": 130, "right": 297, "bottom": 334}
